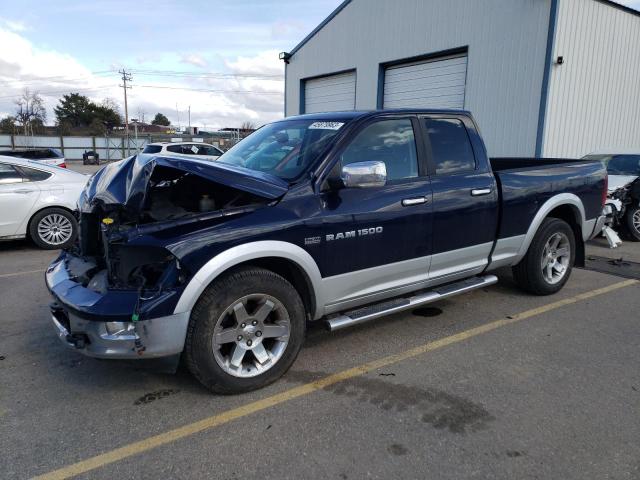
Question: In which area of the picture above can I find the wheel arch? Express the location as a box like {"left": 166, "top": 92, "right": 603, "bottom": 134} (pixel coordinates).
{"left": 174, "top": 241, "right": 324, "bottom": 320}
{"left": 515, "top": 194, "right": 586, "bottom": 266}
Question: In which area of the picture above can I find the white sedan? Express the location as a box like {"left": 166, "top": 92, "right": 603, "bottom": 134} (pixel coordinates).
{"left": 140, "top": 141, "right": 223, "bottom": 161}
{"left": 0, "top": 156, "right": 88, "bottom": 249}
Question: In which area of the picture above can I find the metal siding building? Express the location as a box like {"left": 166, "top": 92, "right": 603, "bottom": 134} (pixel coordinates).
{"left": 284, "top": 0, "right": 640, "bottom": 158}
{"left": 542, "top": 0, "right": 640, "bottom": 156}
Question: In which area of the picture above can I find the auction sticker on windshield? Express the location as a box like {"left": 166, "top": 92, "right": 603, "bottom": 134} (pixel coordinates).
{"left": 308, "top": 122, "right": 344, "bottom": 130}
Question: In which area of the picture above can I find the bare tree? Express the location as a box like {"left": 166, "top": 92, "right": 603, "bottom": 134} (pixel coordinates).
{"left": 240, "top": 121, "right": 256, "bottom": 131}
{"left": 101, "top": 97, "right": 121, "bottom": 116}
{"left": 14, "top": 89, "right": 47, "bottom": 135}
{"left": 136, "top": 107, "right": 146, "bottom": 124}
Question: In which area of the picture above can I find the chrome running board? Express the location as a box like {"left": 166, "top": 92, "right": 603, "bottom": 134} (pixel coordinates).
{"left": 326, "top": 275, "right": 498, "bottom": 332}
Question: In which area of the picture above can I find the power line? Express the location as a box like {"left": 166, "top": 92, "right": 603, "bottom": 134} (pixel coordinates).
{"left": 128, "top": 70, "right": 283, "bottom": 79}
{"left": 135, "top": 84, "right": 282, "bottom": 95}
{"left": 0, "top": 70, "right": 115, "bottom": 87}
{"left": 0, "top": 85, "right": 116, "bottom": 100}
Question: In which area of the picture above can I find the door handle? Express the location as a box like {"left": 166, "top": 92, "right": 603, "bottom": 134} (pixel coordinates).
{"left": 14, "top": 189, "right": 34, "bottom": 194}
{"left": 402, "top": 196, "right": 428, "bottom": 206}
{"left": 470, "top": 188, "right": 492, "bottom": 196}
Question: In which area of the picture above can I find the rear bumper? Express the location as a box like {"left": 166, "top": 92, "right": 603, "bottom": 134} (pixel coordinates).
{"left": 588, "top": 215, "right": 607, "bottom": 240}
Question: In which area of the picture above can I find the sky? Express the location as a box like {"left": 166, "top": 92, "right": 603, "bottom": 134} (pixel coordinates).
{"left": 1, "top": 0, "right": 639, "bottom": 131}
{"left": 0, "top": 0, "right": 343, "bottom": 130}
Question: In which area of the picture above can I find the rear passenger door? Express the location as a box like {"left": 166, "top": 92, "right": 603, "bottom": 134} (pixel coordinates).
{"left": 421, "top": 115, "right": 498, "bottom": 279}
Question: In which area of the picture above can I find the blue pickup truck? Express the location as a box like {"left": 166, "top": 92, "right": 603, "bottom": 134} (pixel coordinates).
{"left": 46, "top": 110, "right": 607, "bottom": 393}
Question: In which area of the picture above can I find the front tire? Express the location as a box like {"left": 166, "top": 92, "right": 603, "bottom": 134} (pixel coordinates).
{"left": 185, "top": 267, "right": 306, "bottom": 394}
{"left": 624, "top": 206, "right": 640, "bottom": 241}
{"left": 29, "top": 208, "right": 77, "bottom": 250}
{"left": 512, "top": 218, "right": 575, "bottom": 295}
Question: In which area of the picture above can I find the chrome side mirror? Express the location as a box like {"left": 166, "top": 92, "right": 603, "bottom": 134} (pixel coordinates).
{"left": 341, "top": 161, "right": 387, "bottom": 188}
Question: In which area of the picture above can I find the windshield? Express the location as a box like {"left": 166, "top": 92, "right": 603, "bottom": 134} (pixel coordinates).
{"left": 584, "top": 154, "right": 640, "bottom": 176}
{"left": 217, "top": 119, "right": 346, "bottom": 181}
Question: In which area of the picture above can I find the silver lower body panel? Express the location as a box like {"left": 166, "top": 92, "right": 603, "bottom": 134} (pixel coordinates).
{"left": 51, "top": 310, "right": 190, "bottom": 359}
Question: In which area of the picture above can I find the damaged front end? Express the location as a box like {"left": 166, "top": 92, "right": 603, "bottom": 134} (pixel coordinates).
{"left": 46, "top": 154, "right": 287, "bottom": 358}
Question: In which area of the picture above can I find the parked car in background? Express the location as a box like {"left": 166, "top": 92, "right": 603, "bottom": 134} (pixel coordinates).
{"left": 0, "top": 148, "right": 66, "bottom": 168}
{"left": 141, "top": 142, "right": 223, "bottom": 161}
{"left": 0, "top": 156, "right": 88, "bottom": 249}
{"left": 82, "top": 150, "right": 100, "bottom": 165}
{"left": 46, "top": 110, "right": 607, "bottom": 394}
{"left": 583, "top": 150, "right": 640, "bottom": 241}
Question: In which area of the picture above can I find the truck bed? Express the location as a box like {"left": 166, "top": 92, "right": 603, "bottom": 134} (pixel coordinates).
{"left": 489, "top": 157, "right": 599, "bottom": 172}
{"left": 489, "top": 157, "right": 606, "bottom": 241}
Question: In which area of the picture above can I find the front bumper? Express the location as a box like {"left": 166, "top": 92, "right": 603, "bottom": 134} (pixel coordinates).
{"left": 46, "top": 253, "right": 189, "bottom": 359}
{"left": 50, "top": 305, "right": 189, "bottom": 359}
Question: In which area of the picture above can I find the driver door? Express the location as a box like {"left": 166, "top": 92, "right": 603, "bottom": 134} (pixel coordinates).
{"left": 317, "top": 117, "right": 433, "bottom": 311}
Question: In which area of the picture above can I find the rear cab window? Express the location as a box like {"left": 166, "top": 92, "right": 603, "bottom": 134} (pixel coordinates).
{"left": 423, "top": 117, "right": 476, "bottom": 175}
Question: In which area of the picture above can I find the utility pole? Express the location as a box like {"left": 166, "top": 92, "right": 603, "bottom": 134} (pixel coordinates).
{"left": 119, "top": 69, "right": 132, "bottom": 153}
{"left": 188, "top": 105, "right": 191, "bottom": 133}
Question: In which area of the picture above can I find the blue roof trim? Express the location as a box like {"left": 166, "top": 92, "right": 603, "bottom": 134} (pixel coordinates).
{"left": 535, "top": 0, "right": 559, "bottom": 158}
{"left": 289, "top": 0, "right": 352, "bottom": 57}
{"left": 596, "top": 0, "right": 640, "bottom": 17}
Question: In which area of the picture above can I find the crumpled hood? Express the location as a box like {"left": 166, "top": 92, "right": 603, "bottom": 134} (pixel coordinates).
{"left": 608, "top": 174, "right": 639, "bottom": 193}
{"left": 79, "top": 154, "right": 289, "bottom": 214}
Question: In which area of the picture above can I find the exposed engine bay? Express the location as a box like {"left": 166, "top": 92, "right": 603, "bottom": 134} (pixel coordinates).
{"left": 67, "top": 155, "right": 287, "bottom": 297}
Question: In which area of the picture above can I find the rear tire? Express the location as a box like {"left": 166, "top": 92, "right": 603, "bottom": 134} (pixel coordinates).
{"left": 512, "top": 218, "right": 575, "bottom": 295}
{"left": 185, "top": 267, "right": 306, "bottom": 394}
{"left": 624, "top": 206, "right": 640, "bottom": 241}
{"left": 29, "top": 208, "right": 77, "bottom": 250}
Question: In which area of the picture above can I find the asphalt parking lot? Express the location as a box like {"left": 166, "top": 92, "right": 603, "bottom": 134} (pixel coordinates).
{"left": 1, "top": 162, "right": 639, "bottom": 480}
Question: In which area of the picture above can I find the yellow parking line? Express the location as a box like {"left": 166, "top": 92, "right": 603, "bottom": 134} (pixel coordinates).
{"left": 0, "top": 269, "right": 44, "bottom": 279}
{"left": 32, "top": 279, "right": 638, "bottom": 480}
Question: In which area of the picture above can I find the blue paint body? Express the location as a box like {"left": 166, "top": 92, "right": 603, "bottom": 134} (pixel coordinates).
{"left": 47, "top": 110, "right": 607, "bottom": 324}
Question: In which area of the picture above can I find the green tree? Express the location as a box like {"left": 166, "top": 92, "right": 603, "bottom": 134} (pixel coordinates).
{"left": 88, "top": 118, "right": 106, "bottom": 136}
{"left": 92, "top": 104, "right": 121, "bottom": 130}
{"left": 54, "top": 93, "right": 93, "bottom": 127}
{"left": 151, "top": 112, "right": 170, "bottom": 126}
{"left": 0, "top": 116, "right": 16, "bottom": 134}
{"left": 54, "top": 93, "right": 122, "bottom": 131}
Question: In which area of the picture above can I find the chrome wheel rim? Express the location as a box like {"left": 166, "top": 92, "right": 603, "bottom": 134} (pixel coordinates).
{"left": 211, "top": 294, "right": 290, "bottom": 378}
{"left": 632, "top": 209, "right": 640, "bottom": 234}
{"left": 37, "top": 213, "right": 73, "bottom": 246}
{"left": 541, "top": 232, "right": 570, "bottom": 285}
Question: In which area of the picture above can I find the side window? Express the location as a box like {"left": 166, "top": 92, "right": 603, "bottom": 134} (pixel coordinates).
{"left": 18, "top": 166, "right": 52, "bottom": 182}
{"left": 166, "top": 145, "right": 183, "bottom": 154}
{"left": 142, "top": 145, "right": 162, "bottom": 154}
{"left": 424, "top": 118, "right": 476, "bottom": 175}
{"left": 182, "top": 145, "right": 198, "bottom": 155}
{"left": 341, "top": 119, "right": 418, "bottom": 182}
{"left": 0, "top": 164, "right": 24, "bottom": 184}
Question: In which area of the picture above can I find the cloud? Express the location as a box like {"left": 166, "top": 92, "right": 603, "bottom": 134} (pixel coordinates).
{"left": 180, "top": 54, "right": 208, "bottom": 68}
{"left": 0, "top": 17, "right": 28, "bottom": 32}
{"left": 0, "top": 26, "right": 284, "bottom": 130}
{"left": 225, "top": 49, "right": 283, "bottom": 76}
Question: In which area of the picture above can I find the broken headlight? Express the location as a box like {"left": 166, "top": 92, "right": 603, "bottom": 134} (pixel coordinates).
{"left": 108, "top": 245, "right": 186, "bottom": 290}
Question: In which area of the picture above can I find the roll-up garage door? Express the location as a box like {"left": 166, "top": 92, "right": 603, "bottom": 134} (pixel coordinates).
{"left": 304, "top": 71, "right": 356, "bottom": 113}
{"left": 383, "top": 55, "right": 467, "bottom": 109}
